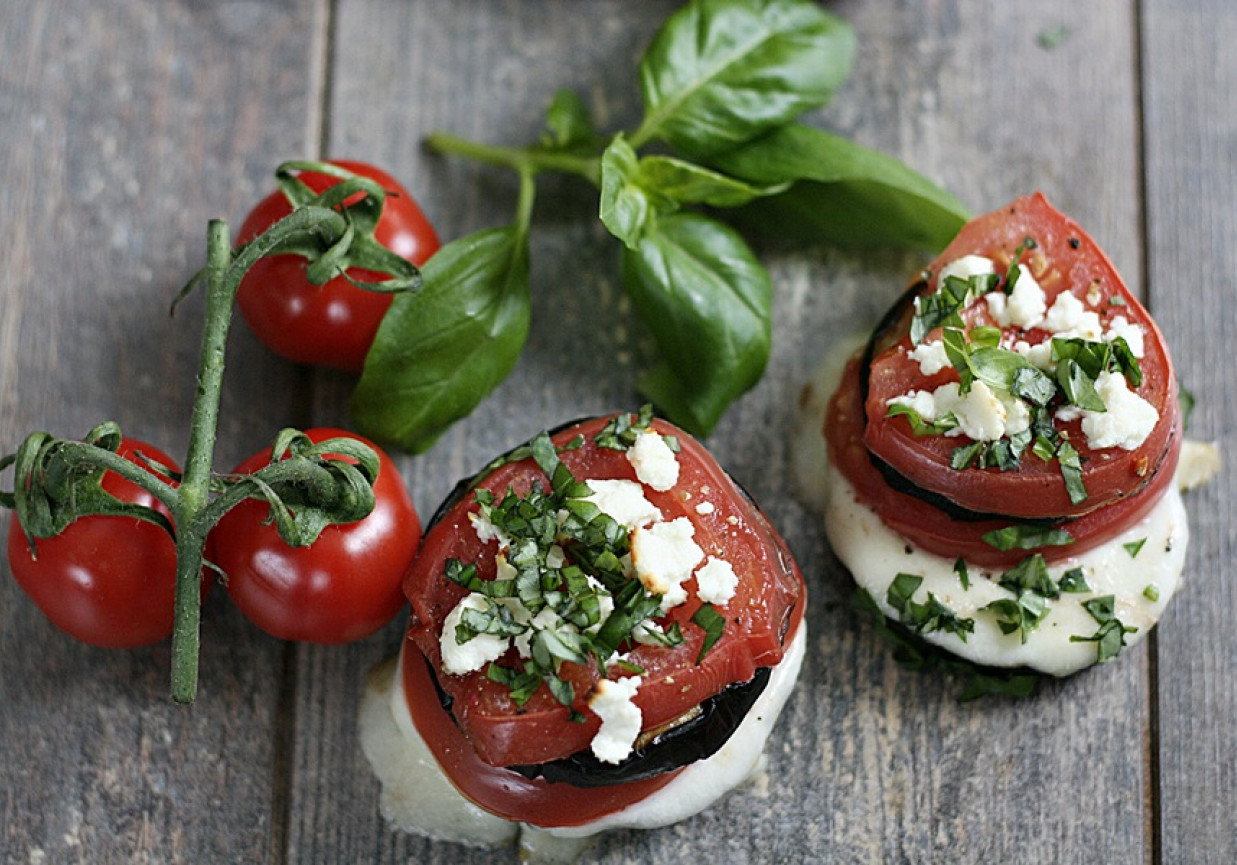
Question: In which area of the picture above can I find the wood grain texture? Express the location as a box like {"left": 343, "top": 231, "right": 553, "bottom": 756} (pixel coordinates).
{"left": 1141, "top": 0, "right": 1237, "bottom": 862}
{"left": 0, "top": 1, "right": 325, "bottom": 862}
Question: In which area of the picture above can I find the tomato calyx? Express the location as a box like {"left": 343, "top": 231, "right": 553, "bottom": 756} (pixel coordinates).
{"left": 2, "top": 422, "right": 179, "bottom": 548}
{"left": 254, "top": 161, "right": 423, "bottom": 295}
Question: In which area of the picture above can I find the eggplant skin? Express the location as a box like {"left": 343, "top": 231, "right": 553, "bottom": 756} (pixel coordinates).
{"left": 510, "top": 667, "right": 772, "bottom": 788}
{"left": 421, "top": 652, "right": 773, "bottom": 788}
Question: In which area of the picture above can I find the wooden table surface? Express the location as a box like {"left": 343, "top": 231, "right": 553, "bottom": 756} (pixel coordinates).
{"left": 2, "top": 1, "right": 1233, "bottom": 862}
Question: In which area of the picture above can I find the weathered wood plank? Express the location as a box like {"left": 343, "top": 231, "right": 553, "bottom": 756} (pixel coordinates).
{"left": 0, "top": 0, "right": 326, "bottom": 861}
{"left": 287, "top": 2, "right": 1156, "bottom": 863}
{"left": 1141, "top": 0, "right": 1237, "bottom": 861}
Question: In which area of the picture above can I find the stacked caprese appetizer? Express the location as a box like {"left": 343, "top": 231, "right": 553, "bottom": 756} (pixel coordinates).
{"left": 796, "top": 193, "right": 1204, "bottom": 680}
{"left": 361, "top": 409, "right": 805, "bottom": 857}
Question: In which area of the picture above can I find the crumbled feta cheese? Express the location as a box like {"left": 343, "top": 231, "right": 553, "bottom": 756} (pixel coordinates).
{"left": 1104, "top": 314, "right": 1145, "bottom": 357}
{"left": 908, "top": 340, "right": 951, "bottom": 376}
{"left": 469, "top": 511, "right": 512, "bottom": 551}
{"left": 985, "top": 265, "right": 1046, "bottom": 328}
{"left": 938, "top": 254, "right": 996, "bottom": 285}
{"left": 695, "top": 500, "right": 716, "bottom": 516}
{"left": 440, "top": 594, "right": 510, "bottom": 675}
{"left": 1043, "top": 290, "right": 1103, "bottom": 340}
{"left": 889, "top": 380, "right": 1027, "bottom": 442}
{"left": 1011, "top": 339, "right": 1056, "bottom": 372}
{"left": 584, "top": 478, "right": 663, "bottom": 530}
{"left": 631, "top": 517, "right": 705, "bottom": 611}
{"left": 695, "top": 556, "right": 738, "bottom": 606}
{"left": 1080, "top": 370, "right": 1159, "bottom": 450}
{"left": 886, "top": 388, "right": 938, "bottom": 421}
{"left": 589, "top": 677, "right": 644, "bottom": 764}
{"left": 627, "top": 430, "right": 680, "bottom": 492}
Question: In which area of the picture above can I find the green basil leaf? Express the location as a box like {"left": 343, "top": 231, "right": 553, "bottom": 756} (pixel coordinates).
{"left": 541, "top": 88, "right": 595, "bottom": 150}
{"left": 635, "top": 0, "right": 855, "bottom": 158}
{"left": 712, "top": 123, "right": 970, "bottom": 249}
{"left": 1057, "top": 358, "right": 1107, "bottom": 411}
{"left": 620, "top": 212, "right": 771, "bottom": 436}
{"left": 636, "top": 155, "right": 789, "bottom": 208}
{"left": 352, "top": 226, "right": 531, "bottom": 453}
{"left": 599, "top": 136, "right": 660, "bottom": 249}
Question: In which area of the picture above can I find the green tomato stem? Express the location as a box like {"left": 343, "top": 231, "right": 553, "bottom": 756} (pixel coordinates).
{"left": 425, "top": 131, "right": 601, "bottom": 186}
{"left": 169, "top": 219, "right": 233, "bottom": 704}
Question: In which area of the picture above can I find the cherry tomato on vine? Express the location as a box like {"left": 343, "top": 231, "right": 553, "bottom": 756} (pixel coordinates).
{"left": 235, "top": 160, "right": 441, "bottom": 373}
{"left": 211, "top": 428, "right": 421, "bottom": 644}
{"left": 6, "top": 438, "right": 182, "bottom": 648}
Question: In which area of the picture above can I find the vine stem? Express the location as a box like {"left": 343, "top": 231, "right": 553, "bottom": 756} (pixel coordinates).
{"left": 169, "top": 219, "right": 233, "bottom": 704}
{"left": 424, "top": 131, "right": 601, "bottom": 186}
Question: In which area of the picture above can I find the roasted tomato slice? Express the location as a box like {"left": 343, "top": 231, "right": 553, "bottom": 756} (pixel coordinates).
{"left": 828, "top": 353, "right": 1181, "bottom": 569}
{"left": 863, "top": 193, "right": 1179, "bottom": 521}
{"left": 403, "top": 413, "right": 804, "bottom": 774}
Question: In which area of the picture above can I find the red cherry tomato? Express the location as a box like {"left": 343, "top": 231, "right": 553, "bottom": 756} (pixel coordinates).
{"left": 7, "top": 438, "right": 182, "bottom": 648}
{"left": 211, "top": 428, "right": 421, "bottom": 644}
{"left": 235, "top": 160, "right": 440, "bottom": 373}
{"left": 863, "top": 193, "right": 1179, "bottom": 521}
{"left": 403, "top": 413, "right": 805, "bottom": 807}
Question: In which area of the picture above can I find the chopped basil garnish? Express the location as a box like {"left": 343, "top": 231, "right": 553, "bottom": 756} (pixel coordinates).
{"left": 953, "top": 557, "right": 970, "bottom": 591}
{"left": 1002, "top": 235, "right": 1038, "bottom": 294}
{"left": 691, "top": 603, "right": 726, "bottom": 663}
{"left": 886, "top": 573, "right": 975, "bottom": 641}
{"left": 1056, "top": 440, "right": 1088, "bottom": 504}
{"left": 910, "top": 273, "right": 997, "bottom": 346}
{"left": 1058, "top": 567, "right": 1090, "bottom": 594}
{"left": 1143, "top": 584, "right": 1161, "bottom": 602}
{"left": 593, "top": 403, "right": 680, "bottom": 453}
{"left": 1070, "top": 595, "right": 1137, "bottom": 663}
{"left": 981, "top": 524, "right": 1075, "bottom": 552}
{"left": 886, "top": 403, "right": 958, "bottom": 436}
{"left": 998, "top": 553, "right": 1059, "bottom": 600}
{"left": 983, "top": 592, "right": 1049, "bottom": 644}
{"left": 1124, "top": 538, "right": 1147, "bottom": 558}
{"left": 851, "top": 589, "right": 1039, "bottom": 702}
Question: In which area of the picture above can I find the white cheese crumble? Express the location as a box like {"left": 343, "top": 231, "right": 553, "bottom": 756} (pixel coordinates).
{"left": 588, "top": 676, "right": 644, "bottom": 764}
{"left": 695, "top": 556, "right": 739, "bottom": 606}
{"left": 1104, "top": 314, "right": 1145, "bottom": 357}
{"left": 938, "top": 253, "right": 996, "bottom": 285}
{"left": 469, "top": 511, "right": 512, "bottom": 551}
{"left": 1042, "top": 290, "right": 1103, "bottom": 340}
{"left": 1080, "top": 370, "right": 1159, "bottom": 450}
{"left": 888, "top": 379, "right": 1030, "bottom": 442}
{"left": 985, "top": 264, "right": 1046, "bottom": 328}
{"left": 627, "top": 430, "right": 680, "bottom": 492}
{"left": 440, "top": 594, "right": 510, "bottom": 676}
{"left": 583, "top": 478, "right": 663, "bottom": 530}
{"left": 631, "top": 517, "right": 705, "bottom": 611}
{"left": 908, "top": 339, "right": 950, "bottom": 375}
{"left": 695, "top": 500, "right": 716, "bottom": 516}
{"left": 1011, "top": 338, "right": 1055, "bottom": 372}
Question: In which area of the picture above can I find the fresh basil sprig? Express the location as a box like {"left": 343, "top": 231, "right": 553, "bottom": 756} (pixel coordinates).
{"left": 365, "top": 0, "right": 968, "bottom": 451}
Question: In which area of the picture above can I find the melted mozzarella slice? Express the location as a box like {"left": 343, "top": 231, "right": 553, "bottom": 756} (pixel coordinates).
{"left": 359, "top": 626, "right": 806, "bottom": 855}
{"left": 825, "top": 464, "right": 1187, "bottom": 676}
